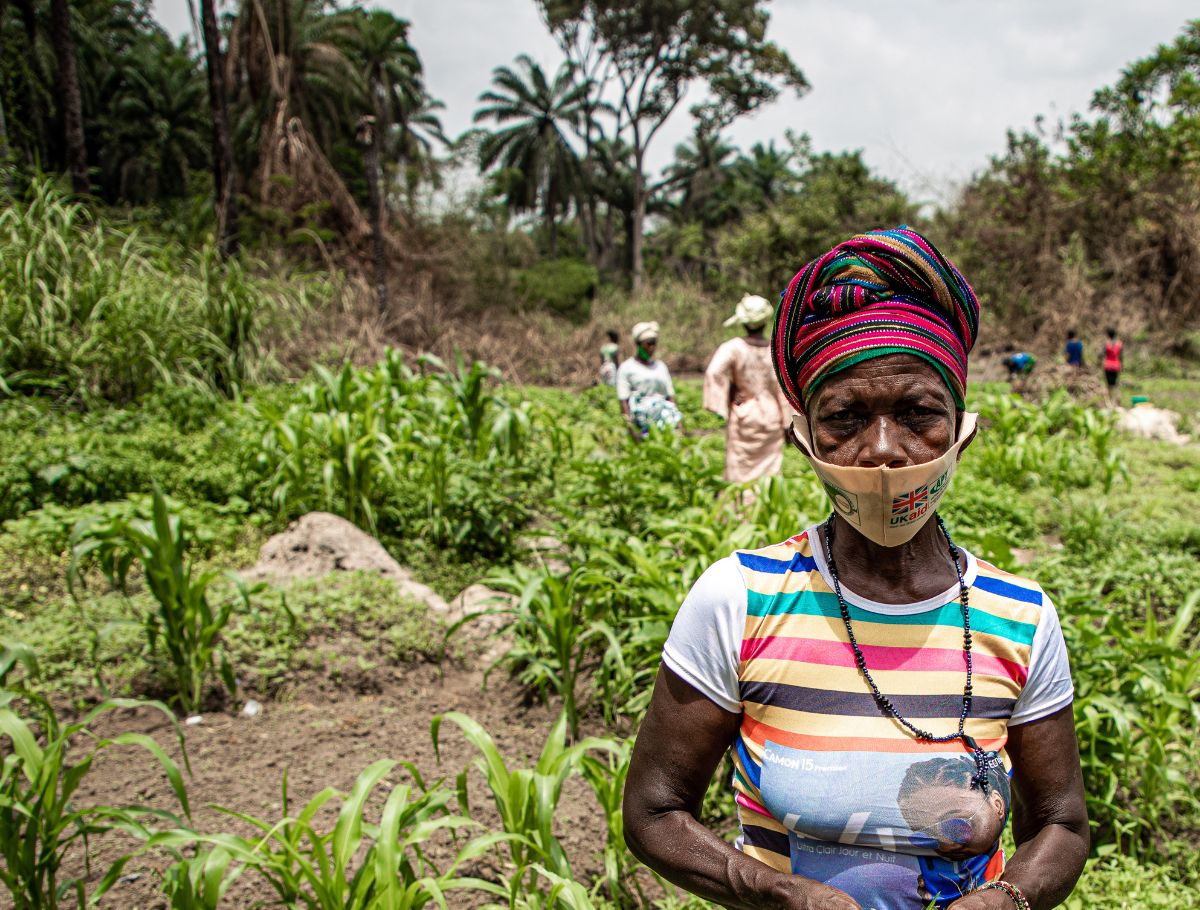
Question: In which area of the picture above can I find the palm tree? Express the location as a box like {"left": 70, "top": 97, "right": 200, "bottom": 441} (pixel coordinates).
{"left": 474, "top": 55, "right": 588, "bottom": 258}
{"left": 228, "top": 0, "right": 362, "bottom": 170}
{"left": 662, "top": 125, "right": 737, "bottom": 230}
{"left": 732, "top": 140, "right": 799, "bottom": 211}
{"left": 392, "top": 86, "right": 447, "bottom": 210}
{"left": 49, "top": 0, "right": 88, "bottom": 193}
{"left": 349, "top": 8, "right": 445, "bottom": 211}
{"left": 93, "top": 35, "right": 209, "bottom": 202}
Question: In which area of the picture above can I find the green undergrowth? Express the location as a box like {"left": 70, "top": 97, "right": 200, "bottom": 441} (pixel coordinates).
{"left": 2, "top": 358, "right": 1199, "bottom": 901}
{"left": 0, "top": 570, "right": 444, "bottom": 705}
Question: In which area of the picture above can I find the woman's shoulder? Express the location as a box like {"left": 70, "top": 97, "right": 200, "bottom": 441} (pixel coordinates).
{"left": 727, "top": 530, "right": 820, "bottom": 579}
{"left": 968, "top": 557, "right": 1054, "bottom": 623}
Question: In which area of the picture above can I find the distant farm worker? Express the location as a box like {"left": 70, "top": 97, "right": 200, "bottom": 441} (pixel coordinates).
{"left": 1103, "top": 327, "right": 1123, "bottom": 403}
{"left": 599, "top": 329, "right": 620, "bottom": 386}
{"left": 617, "top": 321, "right": 682, "bottom": 437}
{"left": 1064, "top": 330, "right": 1084, "bottom": 368}
{"left": 625, "top": 227, "right": 1088, "bottom": 910}
{"left": 1001, "top": 347, "right": 1035, "bottom": 379}
{"left": 703, "top": 294, "right": 792, "bottom": 483}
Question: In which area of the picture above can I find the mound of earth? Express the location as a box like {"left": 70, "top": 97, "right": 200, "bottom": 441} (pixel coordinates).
{"left": 1116, "top": 406, "right": 1191, "bottom": 445}
{"left": 1014, "top": 363, "right": 1107, "bottom": 401}
{"left": 246, "top": 511, "right": 449, "bottom": 612}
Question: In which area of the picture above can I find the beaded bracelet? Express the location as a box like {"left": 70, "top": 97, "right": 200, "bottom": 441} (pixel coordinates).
{"left": 975, "top": 880, "right": 1031, "bottom": 910}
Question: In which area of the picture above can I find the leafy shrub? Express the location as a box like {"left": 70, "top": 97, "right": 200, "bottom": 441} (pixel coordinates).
{"left": 0, "top": 393, "right": 262, "bottom": 523}
{"left": 1063, "top": 592, "right": 1200, "bottom": 859}
{"left": 516, "top": 258, "right": 598, "bottom": 323}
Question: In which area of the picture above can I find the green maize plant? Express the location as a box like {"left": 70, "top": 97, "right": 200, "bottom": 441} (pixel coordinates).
{"left": 431, "top": 711, "right": 619, "bottom": 906}
{"left": 68, "top": 487, "right": 265, "bottom": 712}
{"left": 420, "top": 351, "right": 502, "bottom": 453}
{"left": 159, "top": 844, "right": 245, "bottom": 910}
{"left": 1064, "top": 590, "right": 1200, "bottom": 856}
{"left": 479, "top": 563, "right": 616, "bottom": 739}
{"left": 150, "top": 759, "right": 509, "bottom": 910}
{"left": 578, "top": 739, "right": 649, "bottom": 906}
{"left": 0, "top": 641, "right": 191, "bottom": 909}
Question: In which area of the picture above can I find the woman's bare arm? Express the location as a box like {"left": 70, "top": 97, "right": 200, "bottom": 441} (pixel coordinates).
{"left": 949, "top": 705, "right": 1089, "bottom": 909}
{"left": 623, "top": 666, "right": 861, "bottom": 910}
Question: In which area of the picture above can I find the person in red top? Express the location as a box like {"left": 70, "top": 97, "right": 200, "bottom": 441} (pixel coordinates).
{"left": 1102, "top": 327, "right": 1123, "bottom": 404}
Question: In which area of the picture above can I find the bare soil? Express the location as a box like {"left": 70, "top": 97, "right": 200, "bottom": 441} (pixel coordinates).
{"left": 69, "top": 656, "right": 615, "bottom": 909}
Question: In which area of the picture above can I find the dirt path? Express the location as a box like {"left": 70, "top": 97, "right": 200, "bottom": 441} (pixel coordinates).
{"left": 69, "top": 658, "right": 615, "bottom": 908}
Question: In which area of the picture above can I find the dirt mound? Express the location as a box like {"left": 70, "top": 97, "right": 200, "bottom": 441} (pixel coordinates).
{"left": 247, "top": 512, "right": 448, "bottom": 612}
{"left": 1116, "top": 406, "right": 1191, "bottom": 445}
{"left": 1014, "top": 363, "right": 1107, "bottom": 402}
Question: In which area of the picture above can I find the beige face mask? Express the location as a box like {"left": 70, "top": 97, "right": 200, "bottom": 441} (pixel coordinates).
{"left": 790, "top": 412, "right": 978, "bottom": 547}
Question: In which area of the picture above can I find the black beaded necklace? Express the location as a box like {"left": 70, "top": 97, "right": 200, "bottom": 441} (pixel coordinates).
{"left": 820, "top": 513, "right": 1002, "bottom": 792}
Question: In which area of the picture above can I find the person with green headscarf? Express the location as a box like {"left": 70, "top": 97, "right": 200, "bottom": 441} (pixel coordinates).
{"left": 617, "top": 321, "right": 682, "bottom": 437}
{"left": 704, "top": 294, "right": 793, "bottom": 484}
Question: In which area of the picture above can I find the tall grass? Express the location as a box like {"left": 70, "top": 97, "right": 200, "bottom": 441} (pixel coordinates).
{"left": 0, "top": 178, "right": 293, "bottom": 402}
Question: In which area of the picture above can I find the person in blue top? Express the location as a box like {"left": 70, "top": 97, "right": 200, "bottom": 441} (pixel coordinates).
{"left": 1001, "top": 346, "right": 1035, "bottom": 379}
{"left": 1064, "top": 330, "right": 1083, "bottom": 368}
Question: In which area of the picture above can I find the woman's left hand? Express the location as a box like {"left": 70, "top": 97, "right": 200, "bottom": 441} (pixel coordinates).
{"left": 946, "top": 888, "right": 1015, "bottom": 909}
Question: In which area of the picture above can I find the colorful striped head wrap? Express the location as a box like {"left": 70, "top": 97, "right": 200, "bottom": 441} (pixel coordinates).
{"left": 772, "top": 227, "right": 979, "bottom": 414}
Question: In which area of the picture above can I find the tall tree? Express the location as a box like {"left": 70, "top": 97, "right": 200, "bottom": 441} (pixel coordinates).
{"left": 540, "top": 0, "right": 808, "bottom": 290}
{"left": 49, "top": 0, "right": 87, "bottom": 193}
{"left": 356, "top": 114, "right": 387, "bottom": 313}
{"left": 350, "top": 8, "right": 446, "bottom": 211}
{"left": 200, "top": 0, "right": 239, "bottom": 255}
{"left": 474, "top": 55, "right": 588, "bottom": 258}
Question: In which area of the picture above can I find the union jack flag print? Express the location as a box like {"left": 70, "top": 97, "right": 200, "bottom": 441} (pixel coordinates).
{"left": 891, "top": 484, "right": 929, "bottom": 516}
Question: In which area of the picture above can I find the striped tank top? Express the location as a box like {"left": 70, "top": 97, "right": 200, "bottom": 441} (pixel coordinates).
{"left": 663, "top": 527, "right": 1073, "bottom": 910}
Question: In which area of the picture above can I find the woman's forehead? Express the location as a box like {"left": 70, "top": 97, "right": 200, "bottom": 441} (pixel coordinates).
{"left": 810, "top": 355, "right": 953, "bottom": 408}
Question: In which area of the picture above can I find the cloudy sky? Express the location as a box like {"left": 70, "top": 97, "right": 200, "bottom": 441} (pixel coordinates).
{"left": 152, "top": 1, "right": 1197, "bottom": 202}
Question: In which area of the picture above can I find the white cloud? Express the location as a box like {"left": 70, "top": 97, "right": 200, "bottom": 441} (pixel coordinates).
{"left": 152, "top": 0, "right": 1198, "bottom": 197}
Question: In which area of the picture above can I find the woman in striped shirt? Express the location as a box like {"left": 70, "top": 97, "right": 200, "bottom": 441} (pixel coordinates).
{"left": 623, "top": 229, "right": 1088, "bottom": 910}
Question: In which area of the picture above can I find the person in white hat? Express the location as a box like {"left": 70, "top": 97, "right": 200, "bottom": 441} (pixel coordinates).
{"left": 616, "top": 321, "right": 682, "bottom": 437}
{"left": 702, "top": 295, "right": 793, "bottom": 482}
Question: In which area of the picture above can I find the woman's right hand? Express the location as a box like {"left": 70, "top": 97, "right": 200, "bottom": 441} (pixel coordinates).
{"left": 769, "top": 877, "right": 861, "bottom": 910}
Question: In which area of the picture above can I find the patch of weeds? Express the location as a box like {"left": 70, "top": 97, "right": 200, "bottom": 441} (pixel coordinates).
{"left": 1066, "top": 855, "right": 1200, "bottom": 909}
{"left": 283, "top": 571, "right": 447, "bottom": 663}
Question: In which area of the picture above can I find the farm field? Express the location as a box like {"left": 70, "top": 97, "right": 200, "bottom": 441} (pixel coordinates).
{"left": 2, "top": 359, "right": 1199, "bottom": 909}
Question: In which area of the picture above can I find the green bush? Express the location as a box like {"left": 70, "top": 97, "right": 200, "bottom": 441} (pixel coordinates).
{"left": 515, "top": 258, "right": 598, "bottom": 323}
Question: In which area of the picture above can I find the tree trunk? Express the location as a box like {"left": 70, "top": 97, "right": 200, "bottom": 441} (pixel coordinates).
{"left": 201, "top": 0, "right": 240, "bottom": 256}
{"left": 357, "top": 116, "right": 388, "bottom": 315}
{"left": 49, "top": 0, "right": 87, "bottom": 194}
{"left": 631, "top": 157, "right": 647, "bottom": 293}
{"left": 0, "top": 90, "right": 10, "bottom": 168}
{"left": 546, "top": 180, "right": 558, "bottom": 259}
{"left": 0, "top": 0, "right": 8, "bottom": 175}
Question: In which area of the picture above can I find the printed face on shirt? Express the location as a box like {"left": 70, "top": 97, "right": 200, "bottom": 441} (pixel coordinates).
{"left": 807, "top": 355, "right": 957, "bottom": 468}
{"left": 895, "top": 757, "right": 1010, "bottom": 860}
